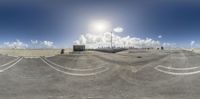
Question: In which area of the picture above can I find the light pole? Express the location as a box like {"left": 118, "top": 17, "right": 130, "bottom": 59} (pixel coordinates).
{"left": 91, "top": 20, "right": 113, "bottom": 49}
{"left": 111, "top": 31, "right": 113, "bottom": 49}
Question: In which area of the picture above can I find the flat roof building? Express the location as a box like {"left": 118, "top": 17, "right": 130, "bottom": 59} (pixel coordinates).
{"left": 73, "top": 45, "right": 85, "bottom": 51}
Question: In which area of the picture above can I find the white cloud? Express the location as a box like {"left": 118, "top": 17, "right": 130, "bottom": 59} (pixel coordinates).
{"left": 3, "top": 39, "right": 28, "bottom": 49}
{"left": 30, "top": 40, "right": 55, "bottom": 48}
{"left": 190, "top": 40, "right": 195, "bottom": 46}
{"left": 40, "top": 41, "right": 55, "bottom": 48}
{"left": 31, "top": 40, "right": 38, "bottom": 44}
{"left": 158, "top": 35, "right": 162, "bottom": 39}
{"left": 1, "top": 40, "right": 55, "bottom": 49}
{"left": 74, "top": 32, "right": 161, "bottom": 49}
{"left": 113, "top": 27, "right": 124, "bottom": 33}
{"left": 162, "top": 43, "right": 176, "bottom": 48}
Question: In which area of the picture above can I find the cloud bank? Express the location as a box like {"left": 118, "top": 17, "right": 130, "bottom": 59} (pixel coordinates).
{"left": 162, "top": 43, "right": 176, "bottom": 48}
{"left": 31, "top": 40, "right": 38, "bottom": 44}
{"left": 74, "top": 32, "right": 161, "bottom": 49}
{"left": 40, "top": 41, "right": 54, "bottom": 48}
{"left": 31, "top": 40, "right": 55, "bottom": 48}
{"left": 1, "top": 40, "right": 55, "bottom": 49}
{"left": 3, "top": 40, "right": 28, "bottom": 49}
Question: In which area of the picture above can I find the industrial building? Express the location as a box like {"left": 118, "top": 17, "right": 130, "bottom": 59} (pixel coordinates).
{"left": 73, "top": 45, "right": 85, "bottom": 51}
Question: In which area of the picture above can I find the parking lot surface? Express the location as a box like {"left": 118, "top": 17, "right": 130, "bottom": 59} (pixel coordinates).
{"left": 0, "top": 50, "right": 200, "bottom": 99}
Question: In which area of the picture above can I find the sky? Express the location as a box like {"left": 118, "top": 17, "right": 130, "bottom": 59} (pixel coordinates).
{"left": 0, "top": 0, "right": 200, "bottom": 48}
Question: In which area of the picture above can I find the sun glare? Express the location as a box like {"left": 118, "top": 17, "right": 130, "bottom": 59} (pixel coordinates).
{"left": 90, "top": 20, "right": 110, "bottom": 33}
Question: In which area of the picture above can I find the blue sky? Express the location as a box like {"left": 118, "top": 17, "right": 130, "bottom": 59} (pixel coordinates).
{"left": 0, "top": 0, "right": 200, "bottom": 48}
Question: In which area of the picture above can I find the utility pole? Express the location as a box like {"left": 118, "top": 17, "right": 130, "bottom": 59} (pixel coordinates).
{"left": 123, "top": 41, "right": 126, "bottom": 48}
{"left": 111, "top": 31, "right": 113, "bottom": 49}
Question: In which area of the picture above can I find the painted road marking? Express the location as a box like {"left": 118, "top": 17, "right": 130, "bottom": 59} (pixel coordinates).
{"left": 0, "top": 57, "right": 23, "bottom": 73}
{"left": 42, "top": 57, "right": 107, "bottom": 71}
{"left": 23, "top": 56, "right": 40, "bottom": 59}
{"left": 0, "top": 57, "right": 21, "bottom": 67}
{"left": 157, "top": 65, "right": 199, "bottom": 70}
{"left": 40, "top": 57, "right": 109, "bottom": 76}
{"left": 155, "top": 65, "right": 200, "bottom": 75}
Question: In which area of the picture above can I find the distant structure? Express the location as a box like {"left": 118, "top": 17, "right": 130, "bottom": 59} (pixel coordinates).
{"left": 60, "top": 49, "right": 65, "bottom": 54}
{"left": 73, "top": 45, "right": 85, "bottom": 51}
{"left": 161, "top": 46, "right": 164, "bottom": 50}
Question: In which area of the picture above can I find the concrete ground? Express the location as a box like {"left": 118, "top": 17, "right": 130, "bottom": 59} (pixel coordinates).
{"left": 0, "top": 49, "right": 200, "bottom": 99}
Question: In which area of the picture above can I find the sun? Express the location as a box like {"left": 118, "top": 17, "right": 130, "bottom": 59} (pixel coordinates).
{"left": 90, "top": 20, "right": 110, "bottom": 33}
{"left": 94, "top": 22, "right": 106, "bottom": 31}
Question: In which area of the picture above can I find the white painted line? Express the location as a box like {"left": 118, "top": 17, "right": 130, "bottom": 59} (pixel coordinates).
{"left": 24, "top": 56, "right": 40, "bottom": 59}
{"left": 0, "top": 57, "right": 23, "bottom": 73}
{"left": 157, "top": 65, "right": 199, "bottom": 70}
{"left": 40, "top": 57, "right": 109, "bottom": 76}
{"left": 155, "top": 66, "right": 200, "bottom": 75}
{"left": 131, "top": 64, "right": 154, "bottom": 73}
{"left": 42, "top": 57, "right": 107, "bottom": 71}
{"left": 0, "top": 57, "right": 20, "bottom": 67}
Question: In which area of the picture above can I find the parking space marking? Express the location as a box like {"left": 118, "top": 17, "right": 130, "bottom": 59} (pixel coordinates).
{"left": 42, "top": 57, "right": 107, "bottom": 71}
{"left": 23, "top": 56, "right": 40, "bottom": 59}
{"left": 40, "top": 57, "right": 109, "bottom": 76}
{"left": 155, "top": 65, "right": 200, "bottom": 75}
{"left": 157, "top": 65, "right": 199, "bottom": 70}
{"left": 0, "top": 57, "right": 23, "bottom": 73}
{"left": 0, "top": 57, "right": 21, "bottom": 67}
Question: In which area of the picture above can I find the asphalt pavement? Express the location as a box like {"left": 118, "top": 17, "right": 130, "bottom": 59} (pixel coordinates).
{"left": 0, "top": 50, "right": 200, "bottom": 99}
